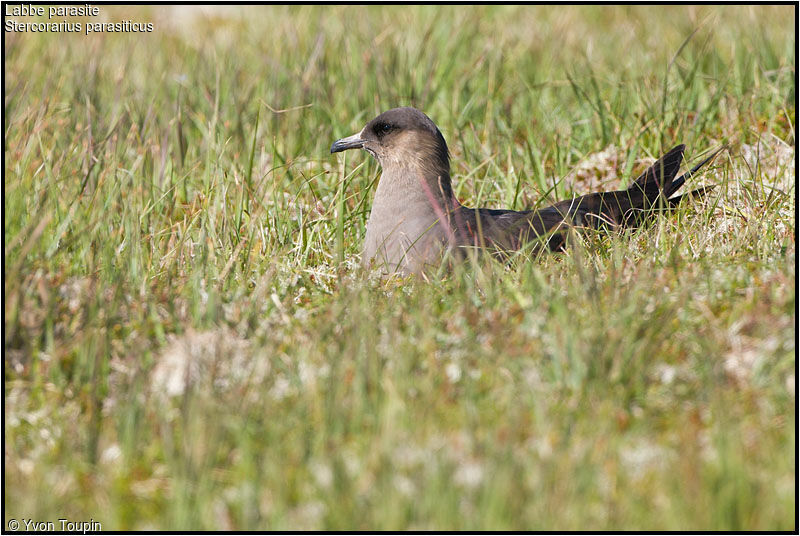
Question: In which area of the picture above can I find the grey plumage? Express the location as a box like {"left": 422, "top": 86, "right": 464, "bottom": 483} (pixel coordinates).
{"left": 331, "top": 107, "right": 719, "bottom": 276}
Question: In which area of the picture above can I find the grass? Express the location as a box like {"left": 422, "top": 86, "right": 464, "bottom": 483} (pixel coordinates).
{"left": 4, "top": 5, "right": 796, "bottom": 530}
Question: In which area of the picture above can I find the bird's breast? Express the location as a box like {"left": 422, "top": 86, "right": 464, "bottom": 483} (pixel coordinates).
{"left": 363, "top": 194, "right": 451, "bottom": 274}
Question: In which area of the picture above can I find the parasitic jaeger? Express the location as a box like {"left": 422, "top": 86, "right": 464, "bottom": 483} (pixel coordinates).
{"left": 331, "top": 107, "right": 720, "bottom": 276}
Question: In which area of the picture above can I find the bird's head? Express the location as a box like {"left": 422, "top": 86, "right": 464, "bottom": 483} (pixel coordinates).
{"left": 331, "top": 107, "right": 450, "bottom": 175}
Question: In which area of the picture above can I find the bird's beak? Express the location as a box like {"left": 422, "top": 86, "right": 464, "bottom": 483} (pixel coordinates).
{"left": 331, "top": 132, "right": 365, "bottom": 153}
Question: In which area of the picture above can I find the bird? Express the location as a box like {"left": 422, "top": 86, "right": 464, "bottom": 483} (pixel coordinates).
{"left": 331, "top": 107, "right": 720, "bottom": 276}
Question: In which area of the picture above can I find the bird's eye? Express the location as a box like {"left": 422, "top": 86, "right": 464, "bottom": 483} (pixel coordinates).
{"left": 376, "top": 122, "right": 393, "bottom": 135}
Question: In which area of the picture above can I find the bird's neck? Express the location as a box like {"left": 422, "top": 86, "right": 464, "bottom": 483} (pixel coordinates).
{"left": 372, "top": 160, "right": 458, "bottom": 215}
{"left": 363, "top": 159, "right": 459, "bottom": 273}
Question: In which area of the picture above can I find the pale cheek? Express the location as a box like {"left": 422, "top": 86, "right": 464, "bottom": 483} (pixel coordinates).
{"left": 376, "top": 133, "right": 435, "bottom": 168}
{"left": 381, "top": 148, "right": 420, "bottom": 167}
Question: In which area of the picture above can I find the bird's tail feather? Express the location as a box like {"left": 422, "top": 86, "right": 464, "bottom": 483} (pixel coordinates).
{"left": 605, "top": 144, "right": 721, "bottom": 227}
{"left": 628, "top": 144, "right": 724, "bottom": 204}
{"left": 630, "top": 144, "right": 686, "bottom": 200}
{"left": 665, "top": 146, "right": 725, "bottom": 198}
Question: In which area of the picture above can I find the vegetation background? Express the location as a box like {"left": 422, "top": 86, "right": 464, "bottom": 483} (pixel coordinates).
{"left": 4, "top": 5, "right": 795, "bottom": 530}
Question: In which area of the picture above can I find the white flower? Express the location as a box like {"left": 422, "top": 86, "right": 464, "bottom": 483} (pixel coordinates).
{"left": 101, "top": 444, "right": 122, "bottom": 465}
{"left": 453, "top": 461, "right": 484, "bottom": 489}
{"left": 393, "top": 475, "right": 415, "bottom": 496}
{"left": 445, "top": 362, "right": 462, "bottom": 383}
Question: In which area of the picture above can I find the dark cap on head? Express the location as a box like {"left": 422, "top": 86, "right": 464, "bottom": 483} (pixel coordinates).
{"left": 363, "top": 107, "right": 443, "bottom": 139}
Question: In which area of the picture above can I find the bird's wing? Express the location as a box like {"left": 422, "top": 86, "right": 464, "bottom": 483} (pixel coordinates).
{"left": 456, "top": 145, "right": 719, "bottom": 253}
